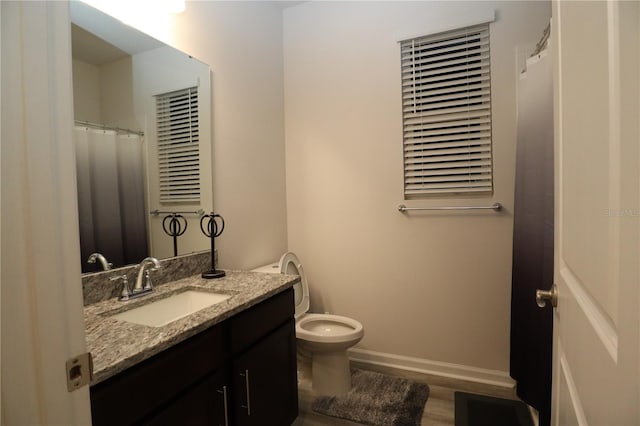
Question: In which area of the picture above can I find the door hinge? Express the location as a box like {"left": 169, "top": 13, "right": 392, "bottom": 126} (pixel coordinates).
{"left": 66, "top": 352, "right": 93, "bottom": 392}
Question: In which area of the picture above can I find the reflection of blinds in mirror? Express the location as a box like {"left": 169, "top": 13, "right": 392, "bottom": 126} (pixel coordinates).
{"left": 156, "top": 86, "right": 200, "bottom": 203}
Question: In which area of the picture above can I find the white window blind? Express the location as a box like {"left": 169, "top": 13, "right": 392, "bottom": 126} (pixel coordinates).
{"left": 401, "top": 23, "right": 493, "bottom": 197}
{"left": 156, "top": 86, "right": 200, "bottom": 203}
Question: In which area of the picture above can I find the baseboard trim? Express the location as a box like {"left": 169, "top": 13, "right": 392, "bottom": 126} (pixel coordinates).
{"left": 348, "top": 348, "right": 515, "bottom": 389}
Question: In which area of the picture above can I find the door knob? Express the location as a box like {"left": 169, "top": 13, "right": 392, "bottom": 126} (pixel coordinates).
{"left": 536, "top": 284, "right": 558, "bottom": 308}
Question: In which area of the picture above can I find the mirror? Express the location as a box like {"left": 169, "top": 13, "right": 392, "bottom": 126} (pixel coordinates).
{"left": 70, "top": 2, "right": 213, "bottom": 273}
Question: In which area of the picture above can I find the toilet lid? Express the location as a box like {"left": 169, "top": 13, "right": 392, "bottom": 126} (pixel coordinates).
{"left": 279, "top": 252, "right": 310, "bottom": 318}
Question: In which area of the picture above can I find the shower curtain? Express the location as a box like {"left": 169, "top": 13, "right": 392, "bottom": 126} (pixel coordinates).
{"left": 509, "top": 48, "right": 554, "bottom": 426}
{"left": 74, "top": 126, "right": 149, "bottom": 272}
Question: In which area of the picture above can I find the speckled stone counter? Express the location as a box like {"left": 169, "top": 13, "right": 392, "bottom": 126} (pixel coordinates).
{"left": 85, "top": 270, "right": 299, "bottom": 385}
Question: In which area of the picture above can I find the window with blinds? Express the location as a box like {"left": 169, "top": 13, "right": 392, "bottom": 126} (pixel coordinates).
{"left": 156, "top": 86, "right": 200, "bottom": 203}
{"left": 400, "top": 23, "right": 493, "bottom": 198}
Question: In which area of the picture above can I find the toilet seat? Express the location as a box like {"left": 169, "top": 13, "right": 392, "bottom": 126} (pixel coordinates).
{"left": 296, "top": 313, "right": 364, "bottom": 344}
{"left": 279, "top": 252, "right": 310, "bottom": 319}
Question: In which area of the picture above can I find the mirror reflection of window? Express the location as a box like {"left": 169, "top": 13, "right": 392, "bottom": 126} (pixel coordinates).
{"left": 155, "top": 87, "right": 201, "bottom": 204}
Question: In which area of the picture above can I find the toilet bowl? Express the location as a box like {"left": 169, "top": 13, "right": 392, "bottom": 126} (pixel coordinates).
{"left": 252, "top": 252, "right": 364, "bottom": 396}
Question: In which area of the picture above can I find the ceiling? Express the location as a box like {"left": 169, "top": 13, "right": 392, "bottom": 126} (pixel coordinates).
{"left": 71, "top": 24, "right": 130, "bottom": 65}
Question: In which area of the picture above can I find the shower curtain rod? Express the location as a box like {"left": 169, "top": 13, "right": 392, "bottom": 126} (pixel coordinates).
{"left": 150, "top": 209, "right": 206, "bottom": 217}
{"left": 74, "top": 120, "right": 144, "bottom": 136}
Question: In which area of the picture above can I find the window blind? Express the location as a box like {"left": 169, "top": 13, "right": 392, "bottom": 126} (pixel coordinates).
{"left": 156, "top": 87, "right": 200, "bottom": 203}
{"left": 401, "top": 23, "right": 493, "bottom": 197}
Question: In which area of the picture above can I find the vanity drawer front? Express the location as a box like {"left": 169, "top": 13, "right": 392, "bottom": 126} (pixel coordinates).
{"left": 90, "top": 323, "right": 226, "bottom": 426}
{"left": 141, "top": 368, "right": 229, "bottom": 426}
{"left": 230, "top": 287, "right": 294, "bottom": 355}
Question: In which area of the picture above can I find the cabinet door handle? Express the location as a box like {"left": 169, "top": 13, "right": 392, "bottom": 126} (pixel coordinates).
{"left": 240, "top": 369, "right": 251, "bottom": 416}
{"left": 217, "top": 385, "right": 229, "bottom": 426}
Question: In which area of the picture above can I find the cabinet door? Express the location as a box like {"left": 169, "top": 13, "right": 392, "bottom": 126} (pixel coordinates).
{"left": 232, "top": 319, "right": 298, "bottom": 426}
{"left": 90, "top": 324, "right": 225, "bottom": 426}
{"left": 142, "top": 368, "right": 231, "bottom": 426}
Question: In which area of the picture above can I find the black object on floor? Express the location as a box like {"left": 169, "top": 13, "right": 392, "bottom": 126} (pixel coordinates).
{"left": 455, "top": 392, "right": 534, "bottom": 426}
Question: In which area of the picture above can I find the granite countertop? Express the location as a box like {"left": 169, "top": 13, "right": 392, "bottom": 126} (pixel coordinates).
{"left": 85, "top": 270, "right": 299, "bottom": 385}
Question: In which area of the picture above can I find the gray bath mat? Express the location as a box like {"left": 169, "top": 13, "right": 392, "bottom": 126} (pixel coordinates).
{"left": 311, "top": 368, "right": 430, "bottom": 426}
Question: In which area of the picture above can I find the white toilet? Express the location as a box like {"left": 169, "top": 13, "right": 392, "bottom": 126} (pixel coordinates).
{"left": 252, "top": 252, "right": 364, "bottom": 396}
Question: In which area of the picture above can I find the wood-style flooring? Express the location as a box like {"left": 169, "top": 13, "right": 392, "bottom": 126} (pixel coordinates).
{"left": 293, "top": 361, "right": 528, "bottom": 426}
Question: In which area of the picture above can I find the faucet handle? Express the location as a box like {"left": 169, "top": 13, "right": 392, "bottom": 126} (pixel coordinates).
{"left": 142, "top": 270, "right": 155, "bottom": 292}
{"left": 110, "top": 275, "right": 131, "bottom": 301}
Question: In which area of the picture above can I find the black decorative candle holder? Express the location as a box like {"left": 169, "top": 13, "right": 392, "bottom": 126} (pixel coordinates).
{"left": 200, "top": 212, "right": 225, "bottom": 279}
{"left": 162, "top": 214, "right": 187, "bottom": 257}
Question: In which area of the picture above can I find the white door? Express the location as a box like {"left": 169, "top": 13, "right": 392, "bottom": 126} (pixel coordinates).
{"left": 1, "top": 2, "right": 92, "bottom": 424}
{"left": 551, "top": 1, "right": 639, "bottom": 425}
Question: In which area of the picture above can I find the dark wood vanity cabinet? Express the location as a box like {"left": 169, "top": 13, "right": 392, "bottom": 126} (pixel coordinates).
{"left": 143, "top": 368, "right": 229, "bottom": 426}
{"left": 229, "top": 284, "right": 299, "bottom": 426}
{"left": 231, "top": 320, "right": 298, "bottom": 426}
{"left": 90, "top": 288, "right": 298, "bottom": 426}
{"left": 90, "top": 321, "right": 227, "bottom": 426}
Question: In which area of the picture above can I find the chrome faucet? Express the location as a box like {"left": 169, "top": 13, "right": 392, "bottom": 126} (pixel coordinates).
{"left": 133, "top": 257, "right": 161, "bottom": 295}
{"left": 87, "top": 252, "right": 113, "bottom": 271}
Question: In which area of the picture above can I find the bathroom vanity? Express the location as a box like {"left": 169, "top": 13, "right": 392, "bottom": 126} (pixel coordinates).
{"left": 84, "top": 270, "right": 299, "bottom": 426}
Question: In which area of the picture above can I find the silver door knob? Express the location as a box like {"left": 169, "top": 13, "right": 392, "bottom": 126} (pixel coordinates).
{"left": 536, "top": 284, "right": 558, "bottom": 308}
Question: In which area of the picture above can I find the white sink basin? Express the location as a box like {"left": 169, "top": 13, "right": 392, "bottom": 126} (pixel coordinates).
{"left": 111, "top": 290, "right": 231, "bottom": 327}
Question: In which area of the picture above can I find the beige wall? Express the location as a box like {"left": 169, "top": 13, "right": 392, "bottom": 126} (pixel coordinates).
{"left": 167, "top": 2, "right": 289, "bottom": 270}
{"left": 99, "top": 55, "right": 134, "bottom": 129}
{"left": 71, "top": 56, "right": 135, "bottom": 128}
{"left": 71, "top": 59, "right": 102, "bottom": 123}
{"left": 283, "top": 1, "right": 551, "bottom": 372}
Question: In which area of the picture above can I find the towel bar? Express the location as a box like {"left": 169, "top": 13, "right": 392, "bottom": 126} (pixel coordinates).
{"left": 397, "top": 203, "right": 502, "bottom": 212}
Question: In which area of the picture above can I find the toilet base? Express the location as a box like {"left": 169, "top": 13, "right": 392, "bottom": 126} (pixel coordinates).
{"left": 297, "top": 345, "right": 312, "bottom": 383}
{"left": 311, "top": 350, "right": 352, "bottom": 396}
